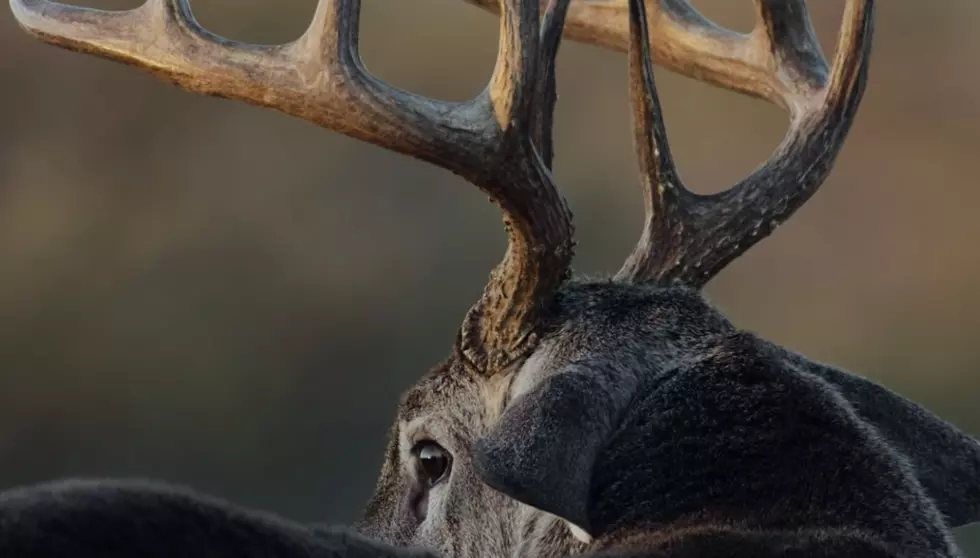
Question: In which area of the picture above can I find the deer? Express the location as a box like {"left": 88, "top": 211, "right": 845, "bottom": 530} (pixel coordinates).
{"left": 3, "top": 0, "right": 979, "bottom": 556}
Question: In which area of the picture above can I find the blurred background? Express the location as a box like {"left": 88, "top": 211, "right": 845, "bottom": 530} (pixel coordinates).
{"left": 1, "top": 0, "right": 978, "bottom": 554}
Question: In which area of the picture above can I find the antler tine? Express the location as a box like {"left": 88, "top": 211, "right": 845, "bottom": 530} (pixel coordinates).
{"left": 465, "top": 0, "right": 864, "bottom": 112}
{"left": 615, "top": 0, "right": 873, "bottom": 286}
{"left": 9, "top": 0, "right": 475, "bottom": 168}
{"left": 751, "top": 0, "right": 829, "bottom": 104}
{"left": 530, "top": 0, "right": 570, "bottom": 170}
{"left": 615, "top": 0, "right": 690, "bottom": 286}
{"left": 10, "top": 0, "right": 575, "bottom": 373}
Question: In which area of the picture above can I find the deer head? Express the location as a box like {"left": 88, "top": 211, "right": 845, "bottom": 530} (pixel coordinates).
{"left": 9, "top": 0, "right": 980, "bottom": 557}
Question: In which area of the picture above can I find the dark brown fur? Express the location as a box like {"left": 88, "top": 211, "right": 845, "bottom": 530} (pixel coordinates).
{"left": 1, "top": 284, "right": 977, "bottom": 558}
{"left": 3, "top": 0, "right": 977, "bottom": 557}
{"left": 357, "top": 281, "right": 979, "bottom": 557}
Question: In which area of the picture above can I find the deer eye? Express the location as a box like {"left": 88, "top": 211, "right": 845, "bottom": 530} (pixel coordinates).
{"left": 414, "top": 441, "right": 451, "bottom": 486}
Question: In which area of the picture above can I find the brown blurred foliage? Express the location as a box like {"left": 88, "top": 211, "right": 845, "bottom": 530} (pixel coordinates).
{"left": 1, "top": 0, "right": 978, "bottom": 553}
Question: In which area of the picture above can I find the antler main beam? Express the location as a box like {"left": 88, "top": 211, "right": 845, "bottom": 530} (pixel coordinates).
{"left": 9, "top": 0, "right": 575, "bottom": 372}
{"left": 468, "top": 0, "right": 874, "bottom": 287}
{"left": 614, "top": 0, "right": 874, "bottom": 286}
{"left": 10, "top": 0, "right": 875, "bottom": 359}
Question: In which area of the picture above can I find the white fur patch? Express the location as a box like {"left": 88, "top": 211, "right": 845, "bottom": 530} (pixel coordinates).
{"left": 509, "top": 340, "right": 559, "bottom": 400}
{"left": 565, "top": 521, "right": 593, "bottom": 544}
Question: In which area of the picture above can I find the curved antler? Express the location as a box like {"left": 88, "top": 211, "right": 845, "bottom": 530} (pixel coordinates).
{"left": 617, "top": 0, "right": 873, "bottom": 286}
{"left": 8, "top": 0, "right": 575, "bottom": 372}
{"left": 464, "top": 0, "right": 824, "bottom": 110}
{"left": 468, "top": 0, "right": 875, "bottom": 287}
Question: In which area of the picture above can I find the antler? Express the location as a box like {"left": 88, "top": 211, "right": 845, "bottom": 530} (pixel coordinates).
{"left": 469, "top": 0, "right": 875, "bottom": 287}
{"left": 8, "top": 0, "right": 575, "bottom": 372}
{"left": 618, "top": 0, "right": 874, "bottom": 285}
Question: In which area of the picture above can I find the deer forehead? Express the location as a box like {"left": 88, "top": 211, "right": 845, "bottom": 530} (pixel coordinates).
{"left": 394, "top": 346, "right": 562, "bottom": 446}
{"left": 395, "top": 366, "right": 504, "bottom": 442}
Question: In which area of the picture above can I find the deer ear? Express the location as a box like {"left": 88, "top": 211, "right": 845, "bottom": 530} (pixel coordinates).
{"left": 472, "top": 365, "right": 629, "bottom": 539}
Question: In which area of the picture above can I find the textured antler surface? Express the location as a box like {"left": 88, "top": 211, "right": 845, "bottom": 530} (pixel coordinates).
{"left": 9, "top": 0, "right": 576, "bottom": 372}
{"left": 467, "top": 0, "right": 875, "bottom": 287}
{"left": 614, "top": 0, "right": 874, "bottom": 286}
{"left": 465, "top": 0, "right": 822, "bottom": 108}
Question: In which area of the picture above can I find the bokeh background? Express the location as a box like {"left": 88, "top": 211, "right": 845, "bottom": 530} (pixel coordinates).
{"left": 1, "top": 0, "right": 978, "bottom": 554}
